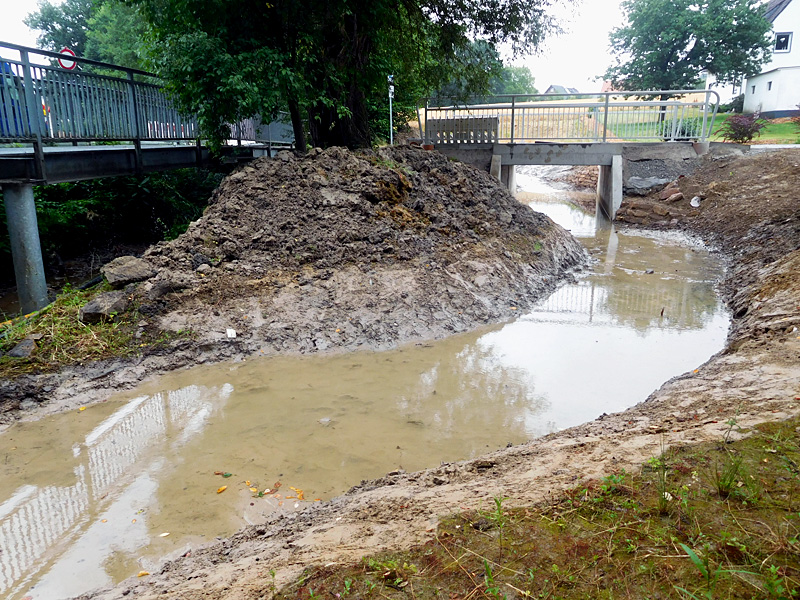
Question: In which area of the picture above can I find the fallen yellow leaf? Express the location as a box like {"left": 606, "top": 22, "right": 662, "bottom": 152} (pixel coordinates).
{"left": 79, "top": 406, "right": 86, "bottom": 411}
{"left": 137, "top": 571, "right": 150, "bottom": 577}
{"left": 249, "top": 487, "right": 258, "bottom": 493}
{"left": 131, "top": 519, "right": 137, "bottom": 524}
{"left": 245, "top": 480, "right": 251, "bottom": 486}
{"left": 217, "top": 486, "right": 228, "bottom": 494}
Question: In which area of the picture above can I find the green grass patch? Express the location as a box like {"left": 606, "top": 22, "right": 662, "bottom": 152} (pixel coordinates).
{"left": 275, "top": 417, "right": 800, "bottom": 600}
{"left": 0, "top": 284, "right": 184, "bottom": 378}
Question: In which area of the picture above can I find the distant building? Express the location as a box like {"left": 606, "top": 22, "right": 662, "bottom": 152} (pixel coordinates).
{"left": 743, "top": 0, "right": 800, "bottom": 117}
{"left": 544, "top": 85, "right": 580, "bottom": 95}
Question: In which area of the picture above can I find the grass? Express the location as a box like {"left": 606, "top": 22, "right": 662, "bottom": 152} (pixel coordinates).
{"left": 273, "top": 417, "right": 800, "bottom": 600}
{"left": 0, "top": 284, "right": 183, "bottom": 378}
{"left": 606, "top": 113, "right": 799, "bottom": 144}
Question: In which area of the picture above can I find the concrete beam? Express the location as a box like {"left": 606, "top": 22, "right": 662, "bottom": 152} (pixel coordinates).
{"left": 2, "top": 183, "right": 48, "bottom": 313}
{"left": 437, "top": 142, "right": 624, "bottom": 167}
{"left": 596, "top": 154, "right": 623, "bottom": 219}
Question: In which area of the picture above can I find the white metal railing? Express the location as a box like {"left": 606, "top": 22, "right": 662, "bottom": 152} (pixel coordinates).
{"left": 421, "top": 91, "right": 720, "bottom": 144}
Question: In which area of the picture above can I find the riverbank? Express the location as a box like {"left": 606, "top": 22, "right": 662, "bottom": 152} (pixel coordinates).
{"left": 71, "top": 149, "right": 800, "bottom": 600}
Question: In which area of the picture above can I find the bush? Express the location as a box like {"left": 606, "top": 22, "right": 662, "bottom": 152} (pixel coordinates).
{"left": 719, "top": 94, "right": 744, "bottom": 113}
{"left": 659, "top": 116, "right": 703, "bottom": 141}
{"left": 715, "top": 112, "right": 768, "bottom": 143}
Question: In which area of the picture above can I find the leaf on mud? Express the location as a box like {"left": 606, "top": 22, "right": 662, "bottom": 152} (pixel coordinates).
{"left": 217, "top": 486, "right": 228, "bottom": 494}
{"left": 273, "top": 481, "right": 282, "bottom": 489}
{"left": 214, "top": 471, "right": 223, "bottom": 475}
{"left": 137, "top": 571, "right": 150, "bottom": 577}
{"left": 222, "top": 473, "right": 233, "bottom": 478}
{"left": 159, "top": 532, "right": 170, "bottom": 537}
{"left": 245, "top": 480, "right": 252, "bottom": 486}
{"left": 263, "top": 488, "right": 275, "bottom": 495}
{"left": 257, "top": 491, "right": 265, "bottom": 498}
{"left": 79, "top": 406, "right": 86, "bottom": 411}
{"left": 131, "top": 519, "right": 137, "bottom": 524}
{"left": 249, "top": 487, "right": 258, "bottom": 493}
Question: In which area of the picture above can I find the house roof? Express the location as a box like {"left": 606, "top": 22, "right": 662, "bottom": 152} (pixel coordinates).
{"left": 545, "top": 85, "right": 580, "bottom": 95}
{"left": 764, "top": 0, "right": 791, "bottom": 22}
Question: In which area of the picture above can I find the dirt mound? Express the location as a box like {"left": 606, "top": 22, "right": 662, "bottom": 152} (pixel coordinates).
{"left": 129, "top": 145, "right": 585, "bottom": 356}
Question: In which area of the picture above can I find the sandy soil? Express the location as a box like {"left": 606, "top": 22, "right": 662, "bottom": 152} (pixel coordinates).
{"left": 60, "top": 148, "right": 800, "bottom": 600}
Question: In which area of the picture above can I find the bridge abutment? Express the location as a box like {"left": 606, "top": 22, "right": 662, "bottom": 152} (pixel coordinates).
{"left": 596, "top": 155, "right": 623, "bottom": 219}
{"left": 2, "top": 183, "right": 49, "bottom": 313}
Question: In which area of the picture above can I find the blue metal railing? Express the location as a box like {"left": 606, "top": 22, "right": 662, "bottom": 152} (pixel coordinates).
{"left": 0, "top": 41, "right": 292, "bottom": 146}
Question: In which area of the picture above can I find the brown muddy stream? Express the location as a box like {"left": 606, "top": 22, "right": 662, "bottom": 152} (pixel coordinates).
{"left": 0, "top": 168, "right": 729, "bottom": 599}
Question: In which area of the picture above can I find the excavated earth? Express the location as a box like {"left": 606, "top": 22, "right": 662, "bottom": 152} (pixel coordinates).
{"left": 3, "top": 146, "right": 799, "bottom": 600}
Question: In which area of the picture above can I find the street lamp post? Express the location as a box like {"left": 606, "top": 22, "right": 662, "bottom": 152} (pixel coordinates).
{"left": 388, "top": 74, "right": 394, "bottom": 145}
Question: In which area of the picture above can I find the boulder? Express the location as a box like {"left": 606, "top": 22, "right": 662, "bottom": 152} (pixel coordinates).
{"left": 102, "top": 256, "right": 155, "bottom": 288}
{"left": 625, "top": 176, "right": 671, "bottom": 196}
{"left": 79, "top": 291, "right": 129, "bottom": 324}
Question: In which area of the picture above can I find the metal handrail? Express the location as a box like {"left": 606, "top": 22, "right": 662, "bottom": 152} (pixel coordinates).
{"left": 0, "top": 42, "right": 293, "bottom": 160}
{"left": 421, "top": 90, "right": 720, "bottom": 144}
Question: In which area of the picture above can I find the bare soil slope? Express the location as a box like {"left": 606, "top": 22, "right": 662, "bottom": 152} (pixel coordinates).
{"left": 78, "top": 150, "right": 800, "bottom": 600}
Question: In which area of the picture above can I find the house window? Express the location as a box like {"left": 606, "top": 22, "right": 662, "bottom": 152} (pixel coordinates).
{"left": 775, "top": 32, "right": 792, "bottom": 52}
{"left": 768, "top": 81, "right": 773, "bottom": 90}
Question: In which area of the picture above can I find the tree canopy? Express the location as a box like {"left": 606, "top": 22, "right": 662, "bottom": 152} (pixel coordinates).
{"left": 127, "top": 0, "right": 562, "bottom": 149}
{"left": 25, "top": 0, "right": 149, "bottom": 70}
{"left": 604, "top": 0, "right": 772, "bottom": 91}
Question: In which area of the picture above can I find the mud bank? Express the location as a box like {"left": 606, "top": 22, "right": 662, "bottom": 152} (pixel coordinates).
{"left": 73, "top": 150, "right": 800, "bottom": 600}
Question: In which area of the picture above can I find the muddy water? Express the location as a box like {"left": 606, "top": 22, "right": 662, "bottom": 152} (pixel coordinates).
{"left": 0, "top": 169, "right": 730, "bottom": 599}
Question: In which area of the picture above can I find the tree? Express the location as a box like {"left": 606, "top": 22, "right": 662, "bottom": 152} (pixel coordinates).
{"left": 24, "top": 0, "right": 95, "bottom": 57}
{"left": 492, "top": 66, "right": 538, "bottom": 96}
{"left": 129, "top": 0, "right": 564, "bottom": 150}
{"left": 25, "top": 0, "right": 150, "bottom": 70}
{"left": 604, "top": 0, "right": 772, "bottom": 91}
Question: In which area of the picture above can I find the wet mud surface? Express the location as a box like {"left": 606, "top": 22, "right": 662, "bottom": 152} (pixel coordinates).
{"left": 1, "top": 148, "right": 799, "bottom": 600}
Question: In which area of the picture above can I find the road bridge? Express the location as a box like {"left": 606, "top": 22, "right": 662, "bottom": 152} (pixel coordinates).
{"left": 1, "top": 42, "right": 293, "bottom": 312}
{"left": 419, "top": 91, "right": 719, "bottom": 220}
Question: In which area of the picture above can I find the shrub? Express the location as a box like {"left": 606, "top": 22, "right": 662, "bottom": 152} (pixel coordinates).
{"left": 715, "top": 112, "right": 768, "bottom": 143}
{"left": 719, "top": 94, "right": 744, "bottom": 113}
{"left": 660, "top": 116, "right": 703, "bottom": 140}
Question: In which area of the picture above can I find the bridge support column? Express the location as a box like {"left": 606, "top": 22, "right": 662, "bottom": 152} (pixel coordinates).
{"left": 2, "top": 183, "right": 48, "bottom": 313}
{"left": 596, "top": 154, "right": 622, "bottom": 220}
{"left": 490, "top": 154, "right": 502, "bottom": 181}
{"left": 501, "top": 165, "right": 516, "bottom": 193}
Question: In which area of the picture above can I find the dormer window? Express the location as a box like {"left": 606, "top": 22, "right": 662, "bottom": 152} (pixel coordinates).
{"left": 775, "top": 32, "right": 792, "bottom": 53}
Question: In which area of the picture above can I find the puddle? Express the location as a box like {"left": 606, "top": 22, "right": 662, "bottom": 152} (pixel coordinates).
{"left": 0, "top": 167, "right": 730, "bottom": 599}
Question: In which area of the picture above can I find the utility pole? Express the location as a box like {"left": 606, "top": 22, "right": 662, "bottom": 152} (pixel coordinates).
{"left": 388, "top": 74, "right": 394, "bottom": 145}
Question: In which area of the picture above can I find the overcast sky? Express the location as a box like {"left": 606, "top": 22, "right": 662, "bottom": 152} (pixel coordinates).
{"left": 1, "top": 0, "right": 624, "bottom": 92}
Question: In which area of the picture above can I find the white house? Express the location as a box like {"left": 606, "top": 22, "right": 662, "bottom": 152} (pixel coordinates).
{"left": 743, "top": 0, "right": 800, "bottom": 117}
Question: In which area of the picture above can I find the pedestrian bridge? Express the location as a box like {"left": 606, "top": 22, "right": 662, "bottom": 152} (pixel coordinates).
{"left": 1, "top": 41, "right": 292, "bottom": 312}
{"left": 418, "top": 90, "right": 720, "bottom": 219}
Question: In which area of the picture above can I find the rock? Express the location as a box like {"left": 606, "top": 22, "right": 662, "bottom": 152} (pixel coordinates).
{"left": 659, "top": 186, "right": 679, "bottom": 200}
{"left": 645, "top": 269, "right": 655, "bottom": 274}
{"left": 102, "top": 256, "right": 155, "bottom": 288}
{"left": 196, "top": 263, "right": 211, "bottom": 274}
{"left": 626, "top": 176, "right": 671, "bottom": 195}
{"left": 7, "top": 338, "right": 36, "bottom": 358}
{"left": 652, "top": 205, "right": 669, "bottom": 216}
{"left": 20, "top": 399, "right": 38, "bottom": 410}
{"left": 665, "top": 192, "right": 684, "bottom": 203}
{"left": 79, "top": 291, "right": 129, "bottom": 324}
{"left": 690, "top": 196, "right": 701, "bottom": 208}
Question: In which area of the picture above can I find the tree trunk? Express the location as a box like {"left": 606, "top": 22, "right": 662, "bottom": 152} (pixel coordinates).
{"left": 288, "top": 96, "right": 307, "bottom": 154}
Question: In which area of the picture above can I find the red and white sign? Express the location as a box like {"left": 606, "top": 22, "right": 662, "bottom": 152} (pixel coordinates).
{"left": 57, "top": 47, "right": 77, "bottom": 70}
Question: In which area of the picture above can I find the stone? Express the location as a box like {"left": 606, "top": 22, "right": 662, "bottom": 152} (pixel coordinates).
{"left": 102, "top": 256, "right": 155, "bottom": 288}
{"left": 79, "top": 291, "right": 129, "bottom": 324}
{"left": 652, "top": 205, "right": 669, "bottom": 216}
{"left": 659, "top": 186, "right": 680, "bottom": 200}
{"left": 626, "top": 176, "right": 671, "bottom": 195}
{"left": 665, "top": 192, "right": 684, "bottom": 203}
{"left": 196, "top": 263, "right": 211, "bottom": 274}
{"left": 7, "top": 338, "right": 36, "bottom": 358}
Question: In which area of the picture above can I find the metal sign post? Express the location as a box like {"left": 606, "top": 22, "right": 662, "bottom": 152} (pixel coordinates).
{"left": 388, "top": 74, "right": 394, "bottom": 145}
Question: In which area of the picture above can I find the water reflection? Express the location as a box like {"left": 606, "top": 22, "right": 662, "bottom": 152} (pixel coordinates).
{"left": 1, "top": 385, "right": 231, "bottom": 599}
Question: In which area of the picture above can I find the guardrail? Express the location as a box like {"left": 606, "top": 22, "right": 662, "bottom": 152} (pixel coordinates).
{"left": 0, "top": 42, "right": 293, "bottom": 178}
{"left": 420, "top": 90, "right": 720, "bottom": 144}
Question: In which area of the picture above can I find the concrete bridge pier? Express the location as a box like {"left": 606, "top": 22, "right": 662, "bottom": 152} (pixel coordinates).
{"left": 3, "top": 183, "right": 49, "bottom": 313}
{"left": 489, "top": 154, "right": 516, "bottom": 192}
{"left": 596, "top": 155, "right": 622, "bottom": 220}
